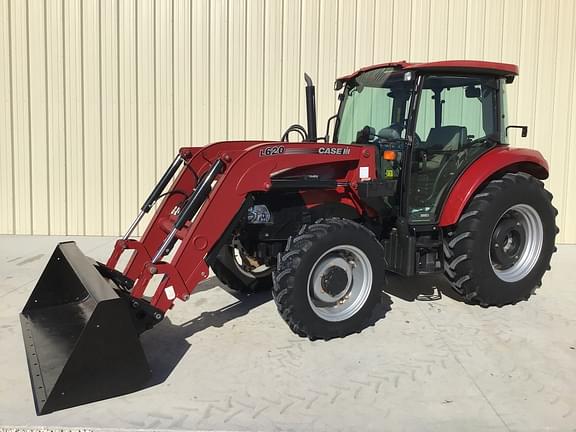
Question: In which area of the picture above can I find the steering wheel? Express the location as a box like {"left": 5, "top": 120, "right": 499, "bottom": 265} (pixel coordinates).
{"left": 378, "top": 125, "right": 423, "bottom": 149}
{"left": 357, "top": 124, "right": 421, "bottom": 148}
{"left": 387, "top": 122, "right": 404, "bottom": 136}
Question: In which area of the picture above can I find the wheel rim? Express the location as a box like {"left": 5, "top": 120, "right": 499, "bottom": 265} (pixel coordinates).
{"left": 231, "top": 247, "right": 271, "bottom": 279}
{"left": 489, "top": 204, "right": 543, "bottom": 283}
{"left": 307, "top": 245, "right": 373, "bottom": 322}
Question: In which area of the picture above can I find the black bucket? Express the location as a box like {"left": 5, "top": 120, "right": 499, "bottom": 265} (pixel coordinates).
{"left": 20, "top": 242, "right": 151, "bottom": 415}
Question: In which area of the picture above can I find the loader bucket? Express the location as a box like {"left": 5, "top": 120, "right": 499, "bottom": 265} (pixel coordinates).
{"left": 20, "top": 242, "right": 151, "bottom": 415}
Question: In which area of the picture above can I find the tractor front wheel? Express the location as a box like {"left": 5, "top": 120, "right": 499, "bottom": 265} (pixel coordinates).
{"left": 273, "top": 218, "right": 386, "bottom": 340}
{"left": 444, "top": 172, "right": 557, "bottom": 306}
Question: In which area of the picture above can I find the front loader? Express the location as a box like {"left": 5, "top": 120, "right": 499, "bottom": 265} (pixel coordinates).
{"left": 21, "top": 60, "right": 557, "bottom": 414}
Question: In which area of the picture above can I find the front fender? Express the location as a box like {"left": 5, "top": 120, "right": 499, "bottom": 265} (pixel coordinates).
{"left": 438, "top": 146, "right": 549, "bottom": 227}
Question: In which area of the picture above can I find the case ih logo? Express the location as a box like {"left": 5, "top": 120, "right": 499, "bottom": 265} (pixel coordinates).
{"left": 318, "top": 147, "right": 351, "bottom": 155}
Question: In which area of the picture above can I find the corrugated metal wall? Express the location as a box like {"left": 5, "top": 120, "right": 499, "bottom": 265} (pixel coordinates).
{"left": 1, "top": 0, "right": 575, "bottom": 242}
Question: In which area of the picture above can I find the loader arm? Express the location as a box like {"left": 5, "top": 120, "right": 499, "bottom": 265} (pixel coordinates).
{"left": 108, "top": 141, "right": 377, "bottom": 313}
{"left": 108, "top": 141, "right": 270, "bottom": 281}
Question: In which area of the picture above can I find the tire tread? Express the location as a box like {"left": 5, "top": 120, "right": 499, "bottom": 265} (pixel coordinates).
{"left": 273, "top": 218, "right": 383, "bottom": 340}
{"left": 443, "top": 172, "right": 558, "bottom": 306}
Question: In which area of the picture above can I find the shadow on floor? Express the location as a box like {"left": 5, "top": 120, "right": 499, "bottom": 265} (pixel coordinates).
{"left": 384, "top": 273, "right": 465, "bottom": 303}
{"left": 140, "top": 272, "right": 469, "bottom": 391}
{"left": 141, "top": 277, "right": 273, "bottom": 387}
{"left": 140, "top": 275, "right": 394, "bottom": 389}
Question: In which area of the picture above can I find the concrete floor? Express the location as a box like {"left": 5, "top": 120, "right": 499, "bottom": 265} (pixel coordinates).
{"left": 0, "top": 235, "right": 575, "bottom": 432}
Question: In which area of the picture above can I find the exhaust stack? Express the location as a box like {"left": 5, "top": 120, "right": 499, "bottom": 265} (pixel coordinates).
{"left": 304, "top": 73, "right": 318, "bottom": 142}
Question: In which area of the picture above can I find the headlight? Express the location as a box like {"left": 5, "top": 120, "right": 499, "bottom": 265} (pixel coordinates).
{"left": 247, "top": 205, "right": 272, "bottom": 224}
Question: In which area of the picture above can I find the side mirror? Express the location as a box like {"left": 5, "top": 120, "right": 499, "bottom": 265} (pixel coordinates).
{"left": 506, "top": 125, "right": 528, "bottom": 138}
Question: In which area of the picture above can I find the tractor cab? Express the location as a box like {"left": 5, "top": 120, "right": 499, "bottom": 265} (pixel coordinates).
{"left": 334, "top": 61, "right": 515, "bottom": 225}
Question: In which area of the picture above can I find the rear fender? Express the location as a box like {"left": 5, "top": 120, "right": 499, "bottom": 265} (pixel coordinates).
{"left": 438, "top": 146, "right": 549, "bottom": 227}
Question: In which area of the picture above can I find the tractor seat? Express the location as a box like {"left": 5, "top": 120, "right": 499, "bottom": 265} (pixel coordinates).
{"left": 422, "top": 126, "right": 467, "bottom": 170}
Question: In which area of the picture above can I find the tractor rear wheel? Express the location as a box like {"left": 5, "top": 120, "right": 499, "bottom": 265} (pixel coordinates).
{"left": 273, "top": 218, "right": 385, "bottom": 340}
{"left": 443, "top": 172, "right": 557, "bottom": 306}
{"left": 211, "top": 244, "right": 272, "bottom": 293}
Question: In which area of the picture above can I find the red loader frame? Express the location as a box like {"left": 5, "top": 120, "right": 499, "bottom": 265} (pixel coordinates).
{"left": 106, "top": 141, "right": 377, "bottom": 313}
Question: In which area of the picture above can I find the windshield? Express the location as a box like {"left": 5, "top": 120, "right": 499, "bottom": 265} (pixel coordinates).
{"left": 335, "top": 68, "right": 414, "bottom": 144}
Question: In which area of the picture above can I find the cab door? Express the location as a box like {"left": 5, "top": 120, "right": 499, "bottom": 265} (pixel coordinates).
{"left": 406, "top": 74, "right": 507, "bottom": 224}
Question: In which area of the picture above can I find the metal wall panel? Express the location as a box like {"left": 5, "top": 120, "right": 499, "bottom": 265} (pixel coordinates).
{"left": 0, "top": 0, "right": 13, "bottom": 234}
{"left": 1, "top": 0, "right": 575, "bottom": 243}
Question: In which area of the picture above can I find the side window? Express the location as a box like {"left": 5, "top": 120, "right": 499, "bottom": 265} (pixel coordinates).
{"left": 415, "top": 88, "right": 434, "bottom": 140}
{"left": 442, "top": 86, "right": 483, "bottom": 140}
{"left": 416, "top": 83, "right": 487, "bottom": 147}
{"left": 500, "top": 82, "right": 509, "bottom": 143}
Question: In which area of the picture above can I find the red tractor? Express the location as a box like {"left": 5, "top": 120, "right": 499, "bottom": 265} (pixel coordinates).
{"left": 20, "top": 60, "right": 557, "bottom": 414}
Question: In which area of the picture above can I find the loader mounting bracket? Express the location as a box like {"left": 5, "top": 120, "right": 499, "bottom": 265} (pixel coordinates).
{"left": 95, "top": 262, "right": 134, "bottom": 292}
{"left": 95, "top": 263, "right": 164, "bottom": 333}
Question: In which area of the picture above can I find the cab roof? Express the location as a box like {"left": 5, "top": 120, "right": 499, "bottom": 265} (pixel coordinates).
{"left": 336, "top": 60, "right": 518, "bottom": 84}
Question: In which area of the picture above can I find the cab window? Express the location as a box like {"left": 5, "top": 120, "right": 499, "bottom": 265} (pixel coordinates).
{"left": 336, "top": 68, "right": 413, "bottom": 145}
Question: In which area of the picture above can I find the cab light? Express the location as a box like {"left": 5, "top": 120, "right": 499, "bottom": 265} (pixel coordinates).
{"left": 383, "top": 150, "right": 396, "bottom": 161}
